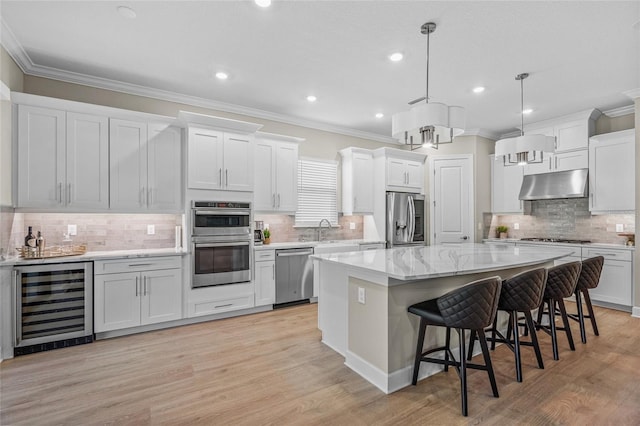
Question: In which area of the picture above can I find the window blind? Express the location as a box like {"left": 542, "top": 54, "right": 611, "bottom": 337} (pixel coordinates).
{"left": 295, "top": 158, "right": 338, "bottom": 227}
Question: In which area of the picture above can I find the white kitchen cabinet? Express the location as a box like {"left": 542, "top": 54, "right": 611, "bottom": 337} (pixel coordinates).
{"left": 254, "top": 249, "right": 275, "bottom": 306}
{"left": 187, "top": 127, "right": 254, "bottom": 192}
{"left": 555, "top": 120, "right": 591, "bottom": 152}
{"left": 490, "top": 155, "right": 524, "bottom": 214}
{"left": 340, "top": 148, "right": 374, "bottom": 214}
{"left": 373, "top": 148, "right": 426, "bottom": 194}
{"left": 524, "top": 150, "right": 588, "bottom": 175}
{"left": 17, "top": 105, "right": 109, "bottom": 210}
{"left": 254, "top": 135, "right": 299, "bottom": 213}
{"left": 94, "top": 257, "right": 183, "bottom": 333}
{"left": 583, "top": 247, "right": 633, "bottom": 307}
{"left": 110, "top": 119, "right": 182, "bottom": 212}
{"left": 589, "top": 129, "right": 635, "bottom": 213}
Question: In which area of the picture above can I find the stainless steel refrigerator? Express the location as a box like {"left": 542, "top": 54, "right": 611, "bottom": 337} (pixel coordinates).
{"left": 386, "top": 192, "right": 425, "bottom": 248}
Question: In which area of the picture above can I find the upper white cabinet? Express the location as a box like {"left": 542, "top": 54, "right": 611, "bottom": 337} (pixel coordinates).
{"left": 254, "top": 133, "right": 301, "bottom": 213}
{"left": 110, "top": 120, "right": 182, "bottom": 212}
{"left": 524, "top": 109, "right": 600, "bottom": 153}
{"left": 373, "top": 147, "right": 426, "bottom": 194}
{"left": 340, "top": 147, "right": 374, "bottom": 214}
{"left": 588, "top": 129, "right": 635, "bottom": 213}
{"left": 187, "top": 128, "right": 253, "bottom": 191}
{"left": 16, "top": 105, "right": 109, "bottom": 210}
{"left": 491, "top": 154, "right": 524, "bottom": 214}
{"left": 524, "top": 150, "right": 589, "bottom": 175}
{"left": 182, "top": 111, "right": 262, "bottom": 192}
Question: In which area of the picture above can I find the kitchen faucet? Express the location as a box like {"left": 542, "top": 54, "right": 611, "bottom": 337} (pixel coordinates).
{"left": 317, "top": 218, "right": 332, "bottom": 241}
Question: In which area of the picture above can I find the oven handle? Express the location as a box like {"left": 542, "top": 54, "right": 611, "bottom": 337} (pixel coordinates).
{"left": 195, "top": 242, "right": 250, "bottom": 248}
{"left": 194, "top": 211, "right": 250, "bottom": 216}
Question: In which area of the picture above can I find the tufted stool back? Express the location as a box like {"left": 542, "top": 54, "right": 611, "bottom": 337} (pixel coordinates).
{"left": 577, "top": 256, "right": 604, "bottom": 291}
{"left": 544, "top": 261, "right": 581, "bottom": 301}
{"left": 437, "top": 277, "right": 502, "bottom": 330}
{"left": 499, "top": 267, "right": 547, "bottom": 312}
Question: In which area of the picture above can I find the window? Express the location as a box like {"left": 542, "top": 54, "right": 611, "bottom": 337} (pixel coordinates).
{"left": 295, "top": 158, "right": 338, "bottom": 227}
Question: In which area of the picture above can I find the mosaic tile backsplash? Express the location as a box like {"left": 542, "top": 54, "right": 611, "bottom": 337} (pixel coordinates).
{"left": 254, "top": 214, "right": 364, "bottom": 243}
{"left": 489, "top": 198, "right": 635, "bottom": 244}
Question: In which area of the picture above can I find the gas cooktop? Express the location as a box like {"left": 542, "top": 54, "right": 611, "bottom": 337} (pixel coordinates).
{"left": 519, "top": 237, "right": 591, "bottom": 244}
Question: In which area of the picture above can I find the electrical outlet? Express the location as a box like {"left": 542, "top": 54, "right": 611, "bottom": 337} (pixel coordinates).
{"left": 67, "top": 224, "right": 77, "bottom": 236}
{"left": 358, "top": 287, "right": 366, "bottom": 304}
{"left": 147, "top": 224, "right": 155, "bottom": 235}
{"left": 616, "top": 224, "right": 624, "bottom": 232}
{"left": 349, "top": 222, "right": 356, "bottom": 230}
{"left": 514, "top": 223, "right": 520, "bottom": 230}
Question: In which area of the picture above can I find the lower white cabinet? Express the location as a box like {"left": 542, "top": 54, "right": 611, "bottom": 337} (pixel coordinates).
{"left": 94, "top": 256, "right": 182, "bottom": 332}
{"left": 254, "top": 249, "right": 275, "bottom": 306}
{"left": 583, "top": 247, "right": 633, "bottom": 307}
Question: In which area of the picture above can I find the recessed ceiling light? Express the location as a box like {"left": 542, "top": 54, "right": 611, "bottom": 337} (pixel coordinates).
{"left": 473, "top": 86, "right": 485, "bottom": 94}
{"left": 306, "top": 95, "right": 317, "bottom": 102}
{"left": 117, "top": 6, "right": 137, "bottom": 19}
{"left": 389, "top": 52, "right": 403, "bottom": 62}
{"left": 255, "top": 0, "right": 271, "bottom": 8}
{"left": 522, "top": 108, "right": 533, "bottom": 115}
{"left": 215, "top": 72, "right": 229, "bottom": 80}
{"left": 375, "top": 113, "right": 384, "bottom": 119}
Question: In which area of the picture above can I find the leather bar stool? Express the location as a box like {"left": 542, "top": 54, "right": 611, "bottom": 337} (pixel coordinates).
{"left": 535, "top": 261, "right": 582, "bottom": 360}
{"left": 468, "top": 267, "right": 547, "bottom": 382}
{"left": 408, "top": 276, "right": 502, "bottom": 417}
{"left": 567, "top": 256, "right": 604, "bottom": 343}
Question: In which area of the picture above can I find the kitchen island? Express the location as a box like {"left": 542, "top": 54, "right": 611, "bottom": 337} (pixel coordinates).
{"left": 312, "top": 243, "right": 573, "bottom": 393}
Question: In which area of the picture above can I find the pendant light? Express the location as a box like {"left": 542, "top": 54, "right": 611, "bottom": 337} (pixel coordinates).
{"left": 494, "top": 73, "right": 555, "bottom": 166}
{"left": 391, "top": 22, "right": 465, "bottom": 150}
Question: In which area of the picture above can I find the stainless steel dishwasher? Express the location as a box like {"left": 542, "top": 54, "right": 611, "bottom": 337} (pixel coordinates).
{"left": 275, "top": 247, "right": 314, "bottom": 307}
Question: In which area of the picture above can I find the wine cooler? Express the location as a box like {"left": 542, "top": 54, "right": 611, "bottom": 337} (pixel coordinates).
{"left": 15, "top": 262, "right": 93, "bottom": 355}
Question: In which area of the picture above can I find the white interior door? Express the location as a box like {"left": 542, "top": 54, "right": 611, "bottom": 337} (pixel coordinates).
{"left": 430, "top": 155, "right": 474, "bottom": 244}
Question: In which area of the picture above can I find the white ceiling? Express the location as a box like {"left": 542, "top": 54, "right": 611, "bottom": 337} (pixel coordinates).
{"left": 1, "top": 1, "right": 639, "bottom": 143}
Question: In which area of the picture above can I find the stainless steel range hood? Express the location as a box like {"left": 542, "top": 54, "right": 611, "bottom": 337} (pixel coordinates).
{"left": 519, "top": 168, "right": 589, "bottom": 200}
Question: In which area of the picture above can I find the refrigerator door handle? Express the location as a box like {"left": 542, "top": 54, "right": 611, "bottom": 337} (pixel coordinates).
{"left": 408, "top": 196, "right": 416, "bottom": 242}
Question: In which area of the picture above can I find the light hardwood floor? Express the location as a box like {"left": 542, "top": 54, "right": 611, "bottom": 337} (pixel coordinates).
{"left": 1, "top": 302, "right": 639, "bottom": 425}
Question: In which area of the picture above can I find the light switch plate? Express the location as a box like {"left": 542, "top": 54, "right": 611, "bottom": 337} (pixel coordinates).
{"left": 358, "top": 287, "right": 366, "bottom": 304}
{"left": 349, "top": 222, "right": 355, "bottom": 230}
{"left": 147, "top": 224, "right": 155, "bottom": 235}
{"left": 616, "top": 224, "right": 624, "bottom": 232}
{"left": 67, "top": 224, "right": 77, "bottom": 235}
{"left": 514, "top": 223, "right": 520, "bottom": 230}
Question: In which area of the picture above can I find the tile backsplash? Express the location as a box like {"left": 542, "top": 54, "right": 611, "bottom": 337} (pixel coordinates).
{"left": 254, "top": 214, "right": 364, "bottom": 243}
{"left": 489, "top": 198, "right": 635, "bottom": 244}
{"left": 6, "top": 213, "right": 183, "bottom": 254}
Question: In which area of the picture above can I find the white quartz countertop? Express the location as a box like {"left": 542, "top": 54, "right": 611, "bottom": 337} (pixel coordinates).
{"left": 254, "top": 240, "right": 385, "bottom": 251}
{"left": 483, "top": 238, "right": 635, "bottom": 251}
{"left": 1, "top": 247, "right": 186, "bottom": 266}
{"left": 311, "top": 243, "right": 574, "bottom": 281}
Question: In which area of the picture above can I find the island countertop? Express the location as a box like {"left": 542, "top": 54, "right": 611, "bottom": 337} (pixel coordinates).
{"left": 311, "top": 243, "right": 574, "bottom": 281}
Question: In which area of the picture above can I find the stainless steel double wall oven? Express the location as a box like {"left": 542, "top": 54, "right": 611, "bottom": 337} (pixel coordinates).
{"left": 191, "top": 201, "right": 252, "bottom": 288}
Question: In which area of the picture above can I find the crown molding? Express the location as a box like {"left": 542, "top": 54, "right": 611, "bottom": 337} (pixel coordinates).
{"left": 624, "top": 88, "right": 640, "bottom": 100}
{"left": 463, "top": 128, "right": 500, "bottom": 141}
{"left": 602, "top": 104, "right": 635, "bottom": 118}
{"left": 0, "top": 19, "right": 396, "bottom": 145}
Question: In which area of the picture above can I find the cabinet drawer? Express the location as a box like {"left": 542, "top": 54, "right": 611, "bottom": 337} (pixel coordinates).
{"left": 254, "top": 250, "right": 275, "bottom": 261}
{"left": 95, "top": 256, "right": 182, "bottom": 275}
{"left": 583, "top": 248, "right": 632, "bottom": 262}
{"left": 359, "top": 243, "right": 385, "bottom": 251}
{"left": 190, "top": 294, "right": 254, "bottom": 316}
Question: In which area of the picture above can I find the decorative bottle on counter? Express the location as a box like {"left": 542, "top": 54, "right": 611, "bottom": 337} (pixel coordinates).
{"left": 24, "top": 226, "right": 36, "bottom": 257}
{"left": 36, "top": 231, "right": 45, "bottom": 257}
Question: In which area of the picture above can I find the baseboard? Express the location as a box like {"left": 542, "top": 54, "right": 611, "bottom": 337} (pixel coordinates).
{"left": 632, "top": 306, "right": 640, "bottom": 318}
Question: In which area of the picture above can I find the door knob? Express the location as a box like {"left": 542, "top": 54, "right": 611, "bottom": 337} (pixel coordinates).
{"left": 461, "top": 236, "right": 468, "bottom": 240}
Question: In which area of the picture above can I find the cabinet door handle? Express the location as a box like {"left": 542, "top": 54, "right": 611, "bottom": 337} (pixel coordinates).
{"left": 139, "top": 187, "right": 145, "bottom": 206}
{"left": 58, "top": 183, "right": 63, "bottom": 204}
{"left": 144, "top": 276, "right": 148, "bottom": 296}
{"left": 219, "top": 168, "right": 222, "bottom": 187}
{"left": 147, "top": 187, "right": 151, "bottom": 206}
{"left": 272, "top": 264, "right": 275, "bottom": 280}
{"left": 135, "top": 276, "right": 139, "bottom": 296}
{"left": 549, "top": 158, "right": 552, "bottom": 171}
{"left": 215, "top": 303, "right": 233, "bottom": 309}
{"left": 67, "top": 183, "right": 71, "bottom": 204}
{"left": 272, "top": 194, "right": 276, "bottom": 208}
{"left": 555, "top": 157, "right": 558, "bottom": 170}
{"left": 277, "top": 194, "right": 280, "bottom": 208}
{"left": 225, "top": 169, "right": 229, "bottom": 187}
